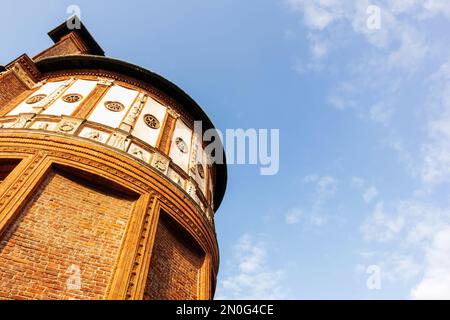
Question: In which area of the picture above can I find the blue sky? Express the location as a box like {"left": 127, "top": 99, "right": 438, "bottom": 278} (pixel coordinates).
{"left": 3, "top": 0, "right": 450, "bottom": 299}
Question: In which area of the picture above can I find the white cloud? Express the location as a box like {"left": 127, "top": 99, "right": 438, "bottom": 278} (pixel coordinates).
{"left": 285, "top": 175, "right": 336, "bottom": 226}
{"left": 316, "top": 175, "right": 338, "bottom": 197}
{"left": 387, "top": 24, "right": 428, "bottom": 71}
{"left": 287, "top": 0, "right": 450, "bottom": 299}
{"left": 287, "top": 0, "right": 345, "bottom": 30}
{"left": 350, "top": 176, "right": 366, "bottom": 188}
{"left": 285, "top": 207, "right": 327, "bottom": 226}
{"left": 303, "top": 174, "right": 338, "bottom": 199}
{"left": 327, "top": 81, "right": 359, "bottom": 111}
{"left": 388, "top": 0, "right": 419, "bottom": 15}
{"left": 361, "top": 198, "right": 450, "bottom": 297}
{"left": 422, "top": 0, "right": 450, "bottom": 18}
{"left": 215, "top": 234, "right": 288, "bottom": 300}
{"left": 411, "top": 227, "right": 450, "bottom": 299}
{"left": 356, "top": 252, "right": 421, "bottom": 284}
{"left": 285, "top": 207, "right": 303, "bottom": 225}
{"left": 307, "top": 33, "right": 330, "bottom": 59}
{"left": 362, "top": 200, "right": 450, "bottom": 245}
{"left": 287, "top": 0, "right": 436, "bottom": 126}
{"left": 363, "top": 186, "right": 379, "bottom": 204}
{"left": 420, "top": 61, "right": 450, "bottom": 186}
{"left": 361, "top": 202, "right": 405, "bottom": 242}
{"left": 382, "top": 253, "right": 421, "bottom": 283}
{"left": 370, "top": 102, "right": 394, "bottom": 125}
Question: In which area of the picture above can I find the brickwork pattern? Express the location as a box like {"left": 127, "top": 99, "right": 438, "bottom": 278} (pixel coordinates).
{"left": 34, "top": 38, "right": 83, "bottom": 61}
{"left": 144, "top": 214, "right": 204, "bottom": 300}
{"left": 0, "top": 168, "right": 136, "bottom": 300}
{"left": 0, "top": 71, "right": 28, "bottom": 108}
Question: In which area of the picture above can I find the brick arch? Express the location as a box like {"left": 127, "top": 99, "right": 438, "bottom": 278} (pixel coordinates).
{"left": 0, "top": 132, "right": 218, "bottom": 299}
{"left": 0, "top": 165, "right": 140, "bottom": 299}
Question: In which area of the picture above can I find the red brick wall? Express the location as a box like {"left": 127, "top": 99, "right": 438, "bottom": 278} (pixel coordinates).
{"left": 0, "top": 71, "right": 28, "bottom": 109}
{"left": 144, "top": 214, "right": 205, "bottom": 300}
{"left": 0, "top": 168, "right": 137, "bottom": 300}
{"left": 34, "top": 38, "right": 83, "bottom": 61}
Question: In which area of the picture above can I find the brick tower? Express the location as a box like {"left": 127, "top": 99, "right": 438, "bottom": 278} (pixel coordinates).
{"left": 0, "top": 19, "right": 226, "bottom": 300}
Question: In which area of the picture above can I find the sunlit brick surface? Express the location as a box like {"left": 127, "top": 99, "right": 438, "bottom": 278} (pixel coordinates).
{"left": 0, "top": 169, "right": 136, "bottom": 300}
{"left": 144, "top": 215, "right": 204, "bottom": 300}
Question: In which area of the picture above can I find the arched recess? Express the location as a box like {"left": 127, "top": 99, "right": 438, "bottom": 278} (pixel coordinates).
{"left": 143, "top": 211, "right": 207, "bottom": 300}
{"left": 0, "top": 163, "right": 142, "bottom": 300}
{"left": 0, "top": 132, "right": 218, "bottom": 300}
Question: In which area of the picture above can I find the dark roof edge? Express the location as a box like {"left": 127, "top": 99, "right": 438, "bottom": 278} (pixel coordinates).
{"left": 48, "top": 16, "right": 105, "bottom": 56}
{"left": 35, "top": 55, "right": 227, "bottom": 211}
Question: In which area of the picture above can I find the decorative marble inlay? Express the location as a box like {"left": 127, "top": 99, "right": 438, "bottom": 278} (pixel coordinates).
{"left": 143, "top": 114, "right": 160, "bottom": 129}
{"left": 151, "top": 152, "right": 170, "bottom": 175}
{"left": 26, "top": 94, "right": 47, "bottom": 104}
{"left": 107, "top": 131, "right": 131, "bottom": 151}
{"left": 56, "top": 117, "right": 83, "bottom": 134}
{"left": 84, "top": 129, "right": 103, "bottom": 142}
{"left": 6, "top": 114, "right": 35, "bottom": 129}
{"left": 105, "top": 101, "right": 125, "bottom": 112}
{"left": 62, "top": 93, "right": 83, "bottom": 103}
{"left": 122, "top": 93, "right": 147, "bottom": 128}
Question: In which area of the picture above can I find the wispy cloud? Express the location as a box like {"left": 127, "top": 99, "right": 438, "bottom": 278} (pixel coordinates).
{"left": 285, "top": 175, "right": 338, "bottom": 226}
{"left": 363, "top": 186, "right": 379, "bottom": 204}
{"left": 215, "top": 234, "right": 288, "bottom": 300}
{"left": 411, "top": 227, "right": 450, "bottom": 299}
{"left": 286, "top": 0, "right": 450, "bottom": 299}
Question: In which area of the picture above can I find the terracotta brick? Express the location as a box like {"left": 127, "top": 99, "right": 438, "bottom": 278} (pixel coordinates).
{"left": 0, "top": 168, "right": 137, "bottom": 300}
{"left": 144, "top": 214, "right": 205, "bottom": 300}
{"left": 0, "top": 71, "right": 28, "bottom": 110}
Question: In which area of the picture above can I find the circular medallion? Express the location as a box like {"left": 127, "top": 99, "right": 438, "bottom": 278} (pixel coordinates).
{"left": 62, "top": 93, "right": 83, "bottom": 103}
{"left": 26, "top": 94, "right": 47, "bottom": 104}
{"left": 175, "top": 137, "right": 188, "bottom": 153}
{"left": 143, "top": 114, "right": 160, "bottom": 129}
{"left": 104, "top": 101, "right": 125, "bottom": 112}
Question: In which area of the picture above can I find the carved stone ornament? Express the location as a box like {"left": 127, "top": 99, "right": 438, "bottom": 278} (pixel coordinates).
{"left": 107, "top": 132, "right": 131, "bottom": 151}
{"left": 130, "top": 147, "right": 146, "bottom": 161}
{"left": 85, "top": 129, "right": 103, "bottom": 142}
{"left": 32, "top": 78, "right": 76, "bottom": 113}
{"left": 58, "top": 122, "right": 74, "bottom": 132}
{"left": 56, "top": 118, "right": 83, "bottom": 134}
{"left": 186, "top": 180, "right": 197, "bottom": 199}
{"left": 7, "top": 114, "right": 34, "bottom": 129}
{"left": 175, "top": 137, "right": 188, "bottom": 153}
{"left": 151, "top": 153, "right": 170, "bottom": 175}
{"left": 167, "top": 107, "right": 180, "bottom": 119}
{"left": 155, "top": 160, "right": 167, "bottom": 172}
{"left": 37, "top": 122, "right": 49, "bottom": 130}
{"left": 143, "top": 114, "right": 160, "bottom": 129}
{"left": 105, "top": 101, "right": 125, "bottom": 112}
{"left": 123, "top": 93, "right": 147, "bottom": 127}
{"left": 26, "top": 94, "right": 47, "bottom": 104}
{"left": 62, "top": 93, "right": 83, "bottom": 103}
{"left": 97, "top": 77, "right": 114, "bottom": 86}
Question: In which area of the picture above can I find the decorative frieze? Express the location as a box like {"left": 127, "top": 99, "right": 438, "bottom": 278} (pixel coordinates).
{"left": 56, "top": 116, "right": 84, "bottom": 135}
{"left": 120, "top": 93, "right": 147, "bottom": 132}
{"left": 151, "top": 152, "right": 170, "bottom": 175}
{"left": 6, "top": 113, "right": 35, "bottom": 129}
{"left": 32, "top": 78, "right": 76, "bottom": 113}
{"left": 107, "top": 130, "right": 132, "bottom": 152}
